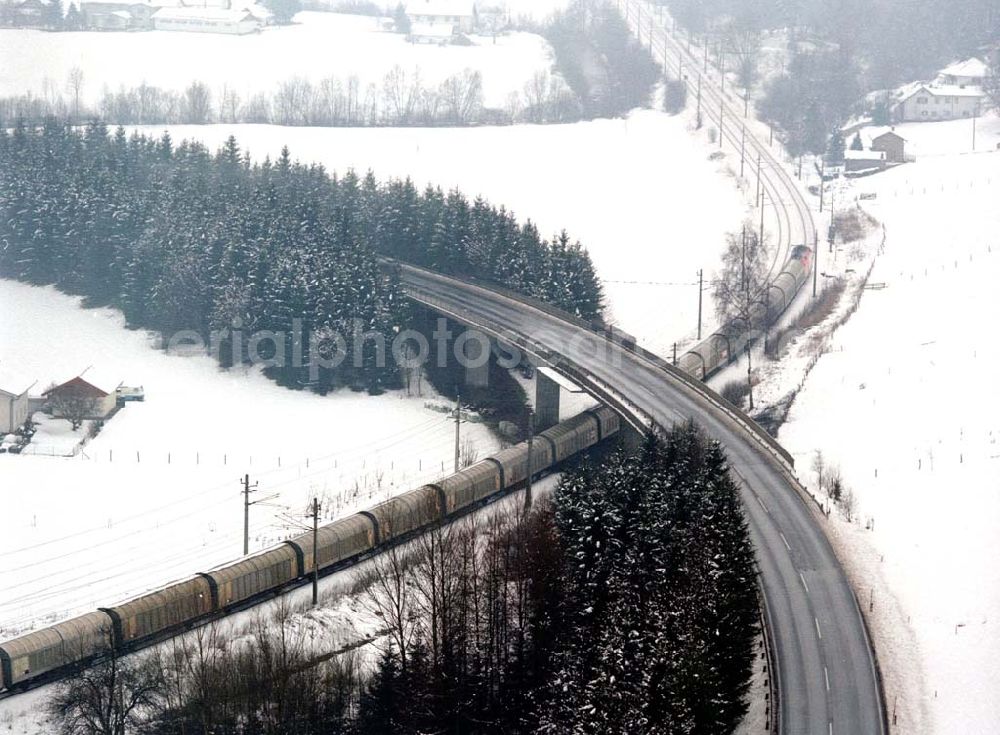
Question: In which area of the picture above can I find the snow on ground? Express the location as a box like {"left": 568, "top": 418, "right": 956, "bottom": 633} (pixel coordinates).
{"left": 776, "top": 137, "right": 1000, "bottom": 733}
{"left": 0, "top": 11, "right": 556, "bottom": 109}
{"left": 131, "top": 110, "right": 747, "bottom": 356}
{"left": 0, "top": 278, "right": 503, "bottom": 637}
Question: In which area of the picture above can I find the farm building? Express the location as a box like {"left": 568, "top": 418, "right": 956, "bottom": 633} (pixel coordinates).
{"left": 844, "top": 149, "right": 886, "bottom": 173}
{"left": 44, "top": 372, "right": 121, "bottom": 421}
{"left": 937, "top": 57, "right": 990, "bottom": 88}
{"left": 893, "top": 83, "right": 985, "bottom": 122}
{"left": 80, "top": 0, "right": 177, "bottom": 30}
{"left": 869, "top": 129, "right": 907, "bottom": 163}
{"left": 0, "top": 374, "right": 34, "bottom": 434}
{"left": 151, "top": 5, "right": 260, "bottom": 34}
{"left": 0, "top": 0, "right": 56, "bottom": 28}
{"left": 405, "top": 0, "right": 476, "bottom": 35}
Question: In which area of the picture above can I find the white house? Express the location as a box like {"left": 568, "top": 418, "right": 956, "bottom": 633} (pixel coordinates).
{"left": 0, "top": 374, "right": 34, "bottom": 434}
{"left": 893, "top": 83, "right": 985, "bottom": 122}
{"left": 152, "top": 5, "right": 260, "bottom": 34}
{"left": 937, "top": 57, "right": 989, "bottom": 88}
{"left": 405, "top": 0, "right": 476, "bottom": 35}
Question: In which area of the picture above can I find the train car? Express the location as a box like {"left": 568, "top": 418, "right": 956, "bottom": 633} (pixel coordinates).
{"left": 101, "top": 576, "right": 214, "bottom": 645}
{"left": 491, "top": 440, "right": 553, "bottom": 489}
{"left": 433, "top": 460, "right": 503, "bottom": 515}
{"left": 587, "top": 406, "right": 621, "bottom": 441}
{"left": 203, "top": 545, "right": 299, "bottom": 610}
{"left": 288, "top": 514, "right": 376, "bottom": 576}
{"left": 0, "top": 611, "right": 113, "bottom": 690}
{"left": 540, "top": 412, "right": 599, "bottom": 463}
{"left": 360, "top": 485, "right": 443, "bottom": 544}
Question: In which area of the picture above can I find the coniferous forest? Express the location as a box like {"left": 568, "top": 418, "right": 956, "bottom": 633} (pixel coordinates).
{"left": 0, "top": 121, "right": 603, "bottom": 394}
{"left": 64, "top": 425, "right": 758, "bottom": 735}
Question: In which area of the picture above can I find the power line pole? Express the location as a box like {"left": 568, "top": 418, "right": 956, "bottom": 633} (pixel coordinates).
{"left": 813, "top": 229, "right": 819, "bottom": 298}
{"left": 719, "top": 97, "right": 724, "bottom": 147}
{"left": 740, "top": 125, "right": 746, "bottom": 178}
{"left": 819, "top": 159, "right": 826, "bottom": 212}
{"left": 525, "top": 408, "right": 534, "bottom": 511}
{"left": 310, "top": 497, "right": 320, "bottom": 606}
{"left": 756, "top": 150, "right": 762, "bottom": 204}
{"left": 454, "top": 391, "right": 461, "bottom": 473}
{"left": 242, "top": 473, "right": 258, "bottom": 556}
{"left": 697, "top": 269, "right": 704, "bottom": 340}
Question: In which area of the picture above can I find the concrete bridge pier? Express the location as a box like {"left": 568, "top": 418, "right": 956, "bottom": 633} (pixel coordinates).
{"left": 535, "top": 369, "right": 561, "bottom": 432}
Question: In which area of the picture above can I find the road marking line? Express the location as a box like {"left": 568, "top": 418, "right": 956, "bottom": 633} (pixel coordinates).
{"left": 799, "top": 572, "right": 809, "bottom": 593}
{"left": 757, "top": 495, "right": 769, "bottom": 513}
{"left": 825, "top": 666, "right": 830, "bottom": 692}
{"left": 815, "top": 617, "right": 823, "bottom": 639}
{"left": 780, "top": 532, "right": 791, "bottom": 551}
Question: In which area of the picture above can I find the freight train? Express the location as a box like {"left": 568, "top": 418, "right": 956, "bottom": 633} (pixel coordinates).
{"left": 678, "top": 245, "right": 814, "bottom": 379}
{"left": 0, "top": 407, "right": 620, "bottom": 693}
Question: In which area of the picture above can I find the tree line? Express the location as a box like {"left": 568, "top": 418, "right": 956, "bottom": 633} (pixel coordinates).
{"left": 658, "top": 0, "right": 1000, "bottom": 155}
{"left": 0, "top": 67, "right": 582, "bottom": 129}
{"left": 47, "top": 425, "right": 760, "bottom": 734}
{"left": 0, "top": 122, "right": 603, "bottom": 394}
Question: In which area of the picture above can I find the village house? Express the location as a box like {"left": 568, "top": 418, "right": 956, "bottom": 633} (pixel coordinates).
{"left": 892, "top": 83, "right": 985, "bottom": 122}
{"left": 80, "top": 0, "right": 176, "bottom": 30}
{"left": 0, "top": 376, "right": 35, "bottom": 434}
{"left": 0, "top": 0, "right": 57, "bottom": 28}
{"left": 869, "top": 129, "right": 907, "bottom": 163}
{"left": 151, "top": 5, "right": 260, "bottom": 33}
{"left": 44, "top": 372, "right": 122, "bottom": 422}
{"left": 405, "top": 0, "right": 476, "bottom": 36}
{"left": 937, "top": 57, "right": 990, "bottom": 88}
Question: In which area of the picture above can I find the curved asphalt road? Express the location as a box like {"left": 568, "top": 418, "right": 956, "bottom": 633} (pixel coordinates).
{"left": 399, "top": 264, "right": 885, "bottom": 735}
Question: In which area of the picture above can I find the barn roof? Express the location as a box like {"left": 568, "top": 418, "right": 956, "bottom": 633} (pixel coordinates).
{"left": 939, "top": 57, "right": 989, "bottom": 79}
{"left": 45, "top": 368, "right": 122, "bottom": 397}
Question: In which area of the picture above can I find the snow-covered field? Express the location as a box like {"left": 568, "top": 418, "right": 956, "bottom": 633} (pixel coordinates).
{"left": 0, "top": 278, "right": 505, "bottom": 637}
{"left": 779, "top": 135, "right": 1000, "bottom": 733}
{"left": 0, "top": 11, "right": 556, "bottom": 109}
{"left": 131, "top": 110, "right": 747, "bottom": 356}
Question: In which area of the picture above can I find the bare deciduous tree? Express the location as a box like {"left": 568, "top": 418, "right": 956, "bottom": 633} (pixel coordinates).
{"left": 48, "top": 385, "right": 100, "bottom": 431}
{"left": 47, "top": 648, "right": 163, "bottom": 735}
{"left": 713, "top": 223, "right": 771, "bottom": 409}
{"left": 66, "top": 66, "right": 84, "bottom": 120}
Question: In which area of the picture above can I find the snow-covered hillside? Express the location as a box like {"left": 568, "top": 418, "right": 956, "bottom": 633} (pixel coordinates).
{"left": 131, "top": 110, "right": 747, "bottom": 356}
{"left": 0, "top": 279, "right": 503, "bottom": 637}
{"left": 779, "top": 134, "right": 1000, "bottom": 733}
{"left": 0, "top": 11, "right": 556, "bottom": 109}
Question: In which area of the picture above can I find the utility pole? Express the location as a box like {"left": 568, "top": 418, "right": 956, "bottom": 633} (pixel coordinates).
{"left": 740, "top": 125, "right": 746, "bottom": 178}
{"left": 719, "top": 98, "right": 724, "bottom": 147}
{"left": 454, "top": 391, "right": 461, "bottom": 473}
{"left": 973, "top": 103, "right": 979, "bottom": 150}
{"left": 310, "top": 497, "right": 320, "bottom": 606}
{"left": 673, "top": 342, "right": 678, "bottom": 365}
{"left": 697, "top": 269, "right": 704, "bottom": 340}
{"left": 759, "top": 188, "right": 766, "bottom": 249}
{"left": 813, "top": 229, "right": 819, "bottom": 298}
{"left": 525, "top": 409, "right": 534, "bottom": 511}
{"left": 696, "top": 74, "right": 702, "bottom": 123}
{"left": 756, "top": 150, "right": 762, "bottom": 204}
{"left": 819, "top": 159, "right": 826, "bottom": 212}
{"left": 242, "top": 473, "right": 258, "bottom": 555}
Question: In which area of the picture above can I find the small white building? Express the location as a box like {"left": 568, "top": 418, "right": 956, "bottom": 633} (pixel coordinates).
{"left": 937, "top": 57, "right": 989, "bottom": 88}
{"left": 893, "top": 83, "right": 985, "bottom": 122}
{"left": 0, "top": 374, "right": 34, "bottom": 434}
{"left": 152, "top": 5, "right": 260, "bottom": 34}
{"left": 405, "top": 0, "right": 476, "bottom": 35}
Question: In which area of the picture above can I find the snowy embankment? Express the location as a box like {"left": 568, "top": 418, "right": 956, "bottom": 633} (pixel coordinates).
{"left": 776, "top": 131, "right": 1000, "bottom": 733}
{"left": 0, "top": 11, "right": 554, "bottom": 110}
{"left": 132, "top": 110, "right": 746, "bottom": 355}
